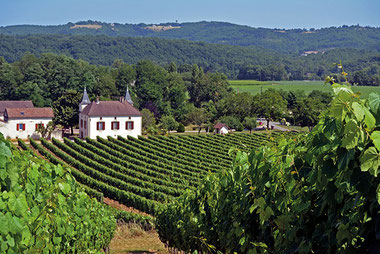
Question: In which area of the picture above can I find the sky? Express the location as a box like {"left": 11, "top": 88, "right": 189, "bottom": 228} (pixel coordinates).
{"left": 0, "top": 0, "right": 379, "bottom": 29}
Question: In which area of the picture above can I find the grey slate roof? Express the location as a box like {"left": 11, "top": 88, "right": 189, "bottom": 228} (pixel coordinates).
{"left": 81, "top": 87, "right": 91, "bottom": 104}
{"left": 125, "top": 87, "right": 133, "bottom": 105}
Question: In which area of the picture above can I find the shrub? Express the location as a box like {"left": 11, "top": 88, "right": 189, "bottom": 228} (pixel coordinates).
{"left": 177, "top": 123, "right": 185, "bottom": 133}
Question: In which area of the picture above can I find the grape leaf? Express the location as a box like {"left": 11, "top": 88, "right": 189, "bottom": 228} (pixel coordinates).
{"left": 368, "top": 92, "right": 380, "bottom": 115}
{"left": 360, "top": 147, "right": 379, "bottom": 177}
{"left": 371, "top": 131, "right": 380, "bottom": 152}
{"left": 352, "top": 102, "right": 364, "bottom": 121}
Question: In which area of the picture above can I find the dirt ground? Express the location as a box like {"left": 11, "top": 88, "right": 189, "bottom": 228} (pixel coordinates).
{"left": 109, "top": 223, "right": 169, "bottom": 254}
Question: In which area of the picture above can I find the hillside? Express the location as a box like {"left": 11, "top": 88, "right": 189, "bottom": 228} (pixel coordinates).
{"left": 1, "top": 21, "right": 379, "bottom": 54}
{"left": 0, "top": 34, "right": 379, "bottom": 79}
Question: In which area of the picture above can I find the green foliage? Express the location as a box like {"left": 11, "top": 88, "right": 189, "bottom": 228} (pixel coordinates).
{"left": 160, "top": 115, "right": 178, "bottom": 134}
{"left": 218, "top": 115, "right": 243, "bottom": 131}
{"left": 141, "top": 108, "right": 156, "bottom": 131}
{"left": 52, "top": 89, "right": 82, "bottom": 134}
{"left": 1, "top": 21, "right": 380, "bottom": 55}
{"left": 156, "top": 83, "right": 380, "bottom": 253}
{"left": 177, "top": 123, "right": 185, "bottom": 133}
{"left": 253, "top": 88, "right": 287, "bottom": 128}
{"left": 216, "top": 92, "right": 255, "bottom": 121}
{"left": 185, "top": 107, "right": 209, "bottom": 134}
{"left": 243, "top": 117, "right": 257, "bottom": 133}
{"left": 293, "top": 97, "right": 325, "bottom": 130}
{"left": 0, "top": 134, "right": 116, "bottom": 253}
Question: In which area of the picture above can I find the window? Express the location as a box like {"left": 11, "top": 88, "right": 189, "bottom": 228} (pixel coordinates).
{"left": 111, "top": 121, "right": 120, "bottom": 130}
{"left": 84, "top": 121, "right": 87, "bottom": 129}
{"left": 80, "top": 119, "right": 83, "bottom": 128}
{"left": 17, "top": 123, "right": 25, "bottom": 131}
{"left": 96, "top": 121, "right": 105, "bottom": 130}
{"left": 35, "top": 123, "right": 44, "bottom": 131}
{"left": 126, "top": 121, "right": 134, "bottom": 130}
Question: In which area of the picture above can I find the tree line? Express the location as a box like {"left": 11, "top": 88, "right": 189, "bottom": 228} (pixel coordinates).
{"left": 0, "top": 53, "right": 334, "bottom": 133}
{"left": 0, "top": 34, "right": 379, "bottom": 82}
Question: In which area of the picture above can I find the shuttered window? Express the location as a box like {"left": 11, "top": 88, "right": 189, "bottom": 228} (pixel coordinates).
{"left": 111, "top": 121, "right": 120, "bottom": 130}
{"left": 96, "top": 122, "right": 105, "bottom": 130}
{"left": 35, "top": 123, "right": 44, "bottom": 130}
{"left": 17, "top": 123, "right": 26, "bottom": 131}
{"left": 126, "top": 121, "right": 134, "bottom": 130}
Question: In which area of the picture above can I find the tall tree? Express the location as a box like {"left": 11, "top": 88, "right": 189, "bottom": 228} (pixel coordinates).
{"left": 185, "top": 107, "right": 208, "bottom": 134}
{"left": 52, "top": 90, "right": 82, "bottom": 135}
{"left": 293, "top": 97, "right": 325, "bottom": 131}
{"left": 243, "top": 117, "right": 257, "bottom": 134}
{"left": 253, "top": 89, "right": 287, "bottom": 129}
{"left": 141, "top": 108, "right": 156, "bottom": 131}
{"left": 160, "top": 115, "right": 178, "bottom": 134}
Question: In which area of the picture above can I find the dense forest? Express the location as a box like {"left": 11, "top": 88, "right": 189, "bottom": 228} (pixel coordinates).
{"left": 1, "top": 21, "right": 379, "bottom": 54}
{"left": 0, "top": 34, "right": 379, "bottom": 82}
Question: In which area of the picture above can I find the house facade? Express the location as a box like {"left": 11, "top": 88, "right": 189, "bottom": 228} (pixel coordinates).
{"left": 214, "top": 123, "right": 230, "bottom": 135}
{"left": 79, "top": 88, "right": 142, "bottom": 139}
{"left": 0, "top": 107, "right": 54, "bottom": 139}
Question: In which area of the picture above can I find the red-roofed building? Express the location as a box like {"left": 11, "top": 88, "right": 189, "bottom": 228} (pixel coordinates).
{"left": 0, "top": 104, "right": 54, "bottom": 139}
{"left": 79, "top": 87, "right": 142, "bottom": 139}
{"left": 0, "top": 101, "right": 34, "bottom": 120}
{"left": 214, "top": 123, "right": 230, "bottom": 134}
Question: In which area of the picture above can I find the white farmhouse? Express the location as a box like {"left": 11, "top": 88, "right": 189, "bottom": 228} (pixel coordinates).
{"left": 79, "top": 88, "right": 142, "bottom": 139}
{"left": 214, "top": 123, "right": 230, "bottom": 135}
{"left": 0, "top": 107, "right": 54, "bottom": 139}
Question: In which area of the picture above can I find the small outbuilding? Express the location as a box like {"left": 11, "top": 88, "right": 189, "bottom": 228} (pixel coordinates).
{"left": 214, "top": 123, "right": 230, "bottom": 135}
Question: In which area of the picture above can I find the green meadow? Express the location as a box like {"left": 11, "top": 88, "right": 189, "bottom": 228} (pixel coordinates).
{"left": 229, "top": 80, "right": 380, "bottom": 98}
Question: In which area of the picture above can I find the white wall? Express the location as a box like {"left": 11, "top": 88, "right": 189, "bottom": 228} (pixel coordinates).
{"left": 79, "top": 114, "right": 142, "bottom": 139}
{"left": 220, "top": 126, "right": 229, "bottom": 134}
{"left": 0, "top": 118, "right": 52, "bottom": 139}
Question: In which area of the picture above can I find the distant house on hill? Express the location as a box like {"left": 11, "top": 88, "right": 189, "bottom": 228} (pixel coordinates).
{"left": 79, "top": 87, "right": 142, "bottom": 139}
{"left": 214, "top": 123, "right": 230, "bottom": 135}
{"left": 0, "top": 103, "right": 54, "bottom": 139}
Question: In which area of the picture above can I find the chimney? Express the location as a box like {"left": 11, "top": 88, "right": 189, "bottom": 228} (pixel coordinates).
{"left": 96, "top": 96, "right": 100, "bottom": 104}
{"left": 119, "top": 97, "right": 125, "bottom": 103}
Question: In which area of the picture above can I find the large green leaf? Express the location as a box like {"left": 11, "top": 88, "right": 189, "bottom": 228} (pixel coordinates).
{"left": 371, "top": 131, "right": 380, "bottom": 152}
{"left": 352, "top": 102, "right": 364, "bottom": 121}
{"left": 364, "top": 108, "right": 376, "bottom": 130}
{"left": 342, "top": 119, "right": 360, "bottom": 149}
{"left": 329, "top": 99, "right": 347, "bottom": 121}
{"left": 58, "top": 182, "right": 71, "bottom": 195}
{"left": 360, "top": 147, "right": 379, "bottom": 177}
{"left": 368, "top": 92, "right": 380, "bottom": 115}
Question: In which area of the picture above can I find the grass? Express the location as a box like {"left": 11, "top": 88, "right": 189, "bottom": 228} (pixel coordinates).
{"left": 229, "top": 80, "right": 380, "bottom": 98}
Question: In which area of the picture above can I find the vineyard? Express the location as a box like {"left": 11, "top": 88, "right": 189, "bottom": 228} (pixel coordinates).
{"left": 22, "top": 132, "right": 296, "bottom": 216}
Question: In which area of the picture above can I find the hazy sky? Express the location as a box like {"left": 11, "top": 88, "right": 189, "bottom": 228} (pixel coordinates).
{"left": 1, "top": 0, "right": 379, "bottom": 29}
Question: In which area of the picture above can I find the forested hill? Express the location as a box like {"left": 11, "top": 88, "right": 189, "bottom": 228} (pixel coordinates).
{"left": 1, "top": 34, "right": 379, "bottom": 79}
{"left": 1, "top": 21, "right": 379, "bottom": 54}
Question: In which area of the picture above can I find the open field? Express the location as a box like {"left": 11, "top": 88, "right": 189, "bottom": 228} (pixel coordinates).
{"left": 229, "top": 80, "right": 380, "bottom": 98}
